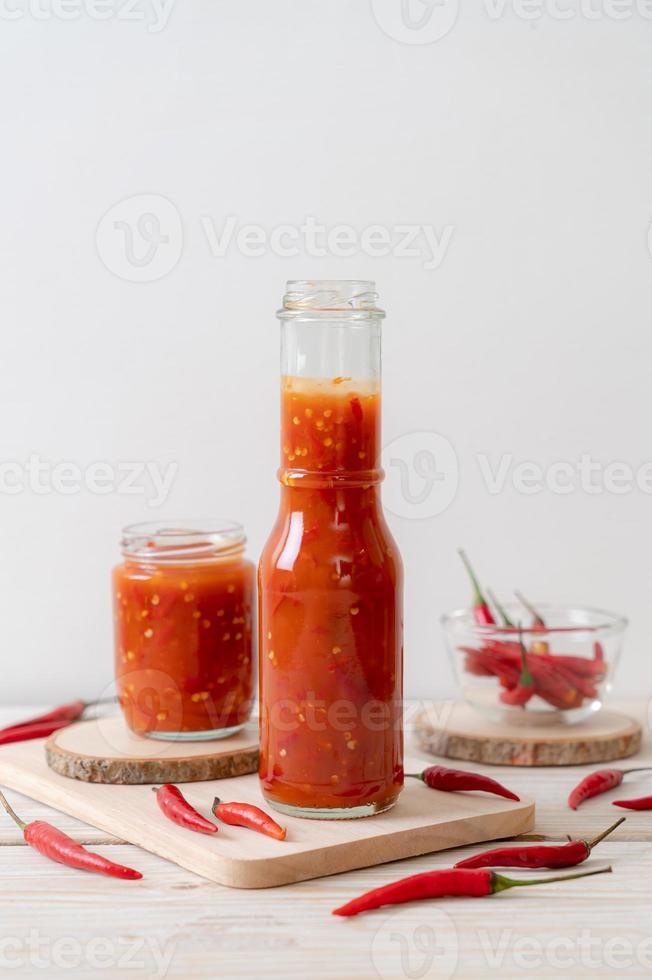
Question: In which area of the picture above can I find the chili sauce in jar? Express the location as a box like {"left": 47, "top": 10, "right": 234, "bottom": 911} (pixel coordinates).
{"left": 259, "top": 281, "right": 404, "bottom": 818}
{"left": 113, "top": 521, "right": 255, "bottom": 739}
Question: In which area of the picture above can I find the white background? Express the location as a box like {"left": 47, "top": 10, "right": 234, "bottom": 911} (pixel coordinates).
{"left": 2, "top": 0, "right": 651, "bottom": 703}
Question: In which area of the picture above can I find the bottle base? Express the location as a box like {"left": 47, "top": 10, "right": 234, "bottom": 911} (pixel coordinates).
{"left": 142, "top": 723, "right": 246, "bottom": 742}
{"left": 265, "top": 797, "right": 399, "bottom": 820}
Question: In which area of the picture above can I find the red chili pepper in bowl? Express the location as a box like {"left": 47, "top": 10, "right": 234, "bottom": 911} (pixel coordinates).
{"left": 0, "top": 790, "right": 141, "bottom": 880}
{"left": 613, "top": 796, "right": 652, "bottom": 810}
{"left": 545, "top": 655, "right": 606, "bottom": 678}
{"left": 332, "top": 865, "right": 612, "bottom": 916}
{"left": 407, "top": 765, "right": 519, "bottom": 802}
{"left": 458, "top": 549, "right": 495, "bottom": 625}
{"left": 454, "top": 816, "right": 625, "bottom": 869}
{"left": 155, "top": 785, "right": 217, "bottom": 835}
{"left": 568, "top": 767, "right": 652, "bottom": 809}
{"left": 212, "top": 799, "right": 287, "bottom": 840}
{"left": 461, "top": 641, "right": 599, "bottom": 711}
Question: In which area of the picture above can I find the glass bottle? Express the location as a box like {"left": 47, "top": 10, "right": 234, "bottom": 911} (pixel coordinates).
{"left": 259, "top": 281, "right": 404, "bottom": 818}
{"left": 113, "top": 520, "right": 255, "bottom": 740}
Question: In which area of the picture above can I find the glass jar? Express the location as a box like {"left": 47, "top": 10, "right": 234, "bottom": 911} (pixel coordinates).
{"left": 113, "top": 520, "right": 255, "bottom": 740}
{"left": 259, "top": 281, "right": 404, "bottom": 818}
{"left": 443, "top": 603, "right": 627, "bottom": 725}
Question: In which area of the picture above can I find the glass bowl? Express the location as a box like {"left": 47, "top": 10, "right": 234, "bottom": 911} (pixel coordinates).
{"left": 442, "top": 603, "right": 627, "bottom": 725}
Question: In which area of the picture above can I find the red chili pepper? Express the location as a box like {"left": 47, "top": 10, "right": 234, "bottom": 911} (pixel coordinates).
{"left": 461, "top": 647, "right": 521, "bottom": 687}
{"left": 458, "top": 549, "right": 495, "bottom": 625}
{"left": 0, "top": 790, "right": 141, "bottom": 880}
{"left": 613, "top": 796, "right": 652, "bottom": 810}
{"left": 332, "top": 865, "right": 611, "bottom": 916}
{"left": 212, "top": 798, "right": 287, "bottom": 840}
{"left": 568, "top": 767, "right": 652, "bottom": 809}
{"left": 546, "top": 655, "right": 605, "bottom": 678}
{"left": 407, "top": 765, "right": 520, "bottom": 802}
{"left": 549, "top": 662, "right": 598, "bottom": 700}
{"left": 1, "top": 701, "right": 87, "bottom": 732}
{"left": 499, "top": 686, "right": 535, "bottom": 707}
{"left": 464, "top": 654, "right": 495, "bottom": 677}
{"left": 155, "top": 785, "right": 218, "bottom": 835}
{"left": 454, "top": 816, "right": 625, "bottom": 869}
{"left": 0, "top": 699, "right": 116, "bottom": 744}
{"left": 526, "top": 658, "right": 582, "bottom": 708}
{"left": 0, "top": 719, "right": 74, "bottom": 745}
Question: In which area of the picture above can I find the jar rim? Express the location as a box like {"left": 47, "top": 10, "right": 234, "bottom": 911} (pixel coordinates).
{"left": 278, "top": 280, "right": 385, "bottom": 320}
{"left": 441, "top": 602, "right": 628, "bottom": 637}
{"left": 121, "top": 519, "right": 246, "bottom": 563}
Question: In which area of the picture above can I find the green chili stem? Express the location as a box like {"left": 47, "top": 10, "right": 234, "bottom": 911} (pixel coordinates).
{"left": 487, "top": 589, "right": 514, "bottom": 628}
{"left": 514, "top": 590, "right": 546, "bottom": 628}
{"left": 492, "top": 865, "right": 612, "bottom": 893}
{"left": 458, "top": 549, "right": 485, "bottom": 607}
{"left": 517, "top": 626, "right": 534, "bottom": 687}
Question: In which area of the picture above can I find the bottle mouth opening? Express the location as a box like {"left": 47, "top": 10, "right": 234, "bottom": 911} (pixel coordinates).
{"left": 279, "top": 280, "right": 385, "bottom": 319}
{"left": 121, "top": 520, "right": 246, "bottom": 563}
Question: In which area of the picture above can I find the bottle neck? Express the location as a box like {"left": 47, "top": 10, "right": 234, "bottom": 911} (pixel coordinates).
{"left": 277, "top": 302, "right": 384, "bottom": 489}
{"left": 280, "top": 315, "right": 382, "bottom": 381}
{"left": 276, "top": 281, "right": 385, "bottom": 490}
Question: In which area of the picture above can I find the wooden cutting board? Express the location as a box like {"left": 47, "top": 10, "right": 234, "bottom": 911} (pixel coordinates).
{"left": 0, "top": 736, "right": 534, "bottom": 889}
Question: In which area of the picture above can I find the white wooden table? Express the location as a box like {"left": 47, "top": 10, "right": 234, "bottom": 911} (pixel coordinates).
{"left": 2, "top": 701, "right": 652, "bottom": 979}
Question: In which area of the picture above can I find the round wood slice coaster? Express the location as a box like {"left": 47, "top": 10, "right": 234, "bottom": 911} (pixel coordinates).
{"left": 46, "top": 715, "right": 260, "bottom": 784}
{"left": 414, "top": 702, "right": 642, "bottom": 767}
